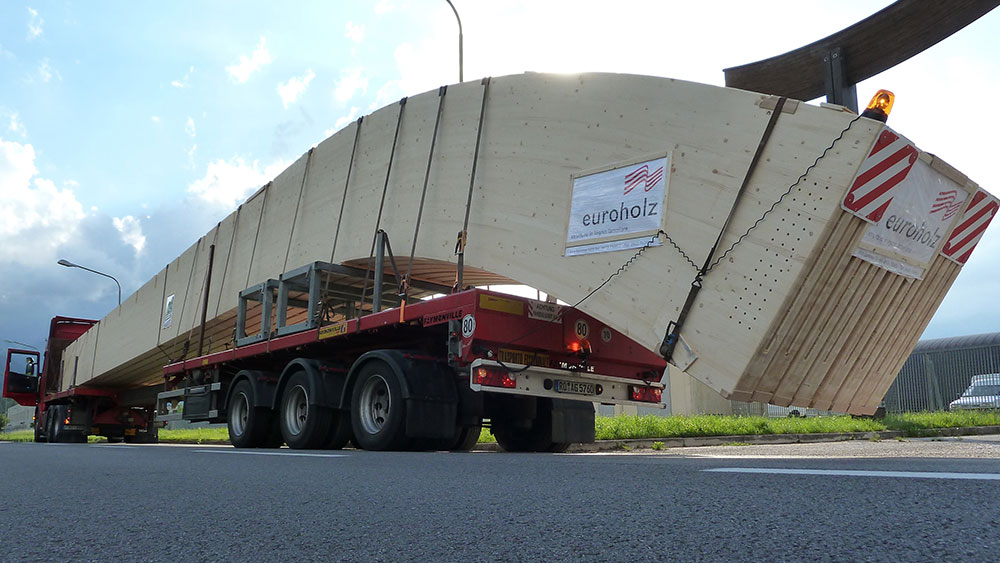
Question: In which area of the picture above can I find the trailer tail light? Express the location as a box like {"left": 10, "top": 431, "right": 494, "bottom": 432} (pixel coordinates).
{"left": 474, "top": 366, "right": 516, "bottom": 389}
{"left": 861, "top": 89, "right": 894, "bottom": 123}
{"left": 630, "top": 386, "right": 662, "bottom": 403}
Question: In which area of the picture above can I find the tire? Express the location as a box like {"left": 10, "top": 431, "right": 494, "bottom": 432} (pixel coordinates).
{"left": 33, "top": 408, "right": 46, "bottom": 443}
{"left": 228, "top": 380, "right": 277, "bottom": 448}
{"left": 323, "top": 410, "right": 353, "bottom": 450}
{"left": 450, "top": 424, "right": 482, "bottom": 451}
{"left": 279, "top": 371, "right": 333, "bottom": 449}
{"left": 106, "top": 435, "right": 125, "bottom": 444}
{"left": 350, "top": 361, "right": 407, "bottom": 451}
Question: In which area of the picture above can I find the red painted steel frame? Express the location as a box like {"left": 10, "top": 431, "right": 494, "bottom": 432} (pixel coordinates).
{"left": 163, "top": 289, "right": 667, "bottom": 383}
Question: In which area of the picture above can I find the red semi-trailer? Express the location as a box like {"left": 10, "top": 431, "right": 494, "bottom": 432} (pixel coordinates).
{"left": 4, "top": 261, "right": 666, "bottom": 452}
{"left": 3, "top": 316, "right": 159, "bottom": 444}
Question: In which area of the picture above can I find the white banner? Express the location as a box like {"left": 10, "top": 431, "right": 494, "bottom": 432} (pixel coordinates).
{"left": 566, "top": 156, "right": 668, "bottom": 253}
{"left": 853, "top": 159, "right": 966, "bottom": 279}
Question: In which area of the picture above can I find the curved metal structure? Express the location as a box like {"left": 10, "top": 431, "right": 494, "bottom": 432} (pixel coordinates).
{"left": 724, "top": 0, "right": 1000, "bottom": 102}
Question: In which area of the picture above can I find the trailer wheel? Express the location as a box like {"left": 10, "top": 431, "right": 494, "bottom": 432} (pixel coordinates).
{"left": 229, "top": 380, "right": 277, "bottom": 448}
{"left": 279, "top": 372, "right": 333, "bottom": 449}
{"left": 350, "top": 361, "right": 407, "bottom": 451}
{"left": 33, "top": 408, "right": 46, "bottom": 443}
{"left": 450, "top": 424, "right": 482, "bottom": 451}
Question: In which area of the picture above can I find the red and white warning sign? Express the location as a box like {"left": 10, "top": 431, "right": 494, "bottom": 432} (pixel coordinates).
{"left": 941, "top": 188, "right": 999, "bottom": 265}
{"left": 843, "top": 127, "right": 919, "bottom": 223}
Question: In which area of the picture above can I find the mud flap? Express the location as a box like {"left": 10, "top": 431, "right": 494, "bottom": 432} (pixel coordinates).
{"left": 551, "top": 399, "right": 595, "bottom": 444}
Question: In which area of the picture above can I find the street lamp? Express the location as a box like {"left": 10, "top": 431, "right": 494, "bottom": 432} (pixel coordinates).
{"left": 444, "top": 0, "right": 463, "bottom": 83}
{"left": 3, "top": 339, "right": 39, "bottom": 351}
{"left": 58, "top": 259, "right": 122, "bottom": 305}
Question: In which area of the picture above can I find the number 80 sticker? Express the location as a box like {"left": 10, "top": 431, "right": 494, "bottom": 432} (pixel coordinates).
{"left": 461, "top": 314, "right": 476, "bottom": 338}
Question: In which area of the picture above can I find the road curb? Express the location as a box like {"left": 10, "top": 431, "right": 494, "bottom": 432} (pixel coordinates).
{"left": 136, "top": 425, "right": 1000, "bottom": 450}
{"left": 474, "top": 426, "right": 1000, "bottom": 453}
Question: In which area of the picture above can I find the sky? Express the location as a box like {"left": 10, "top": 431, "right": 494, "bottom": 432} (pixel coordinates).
{"left": 1, "top": 1, "right": 998, "bottom": 363}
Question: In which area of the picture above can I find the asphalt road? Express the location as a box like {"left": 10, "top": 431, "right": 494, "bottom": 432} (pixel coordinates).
{"left": 3, "top": 438, "right": 1000, "bottom": 562}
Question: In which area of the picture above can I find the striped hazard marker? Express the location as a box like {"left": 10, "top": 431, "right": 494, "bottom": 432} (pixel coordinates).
{"left": 941, "top": 188, "right": 999, "bottom": 265}
{"left": 842, "top": 128, "right": 919, "bottom": 223}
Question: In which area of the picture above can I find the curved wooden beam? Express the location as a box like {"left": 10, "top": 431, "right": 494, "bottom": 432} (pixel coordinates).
{"left": 724, "top": 0, "right": 1000, "bottom": 101}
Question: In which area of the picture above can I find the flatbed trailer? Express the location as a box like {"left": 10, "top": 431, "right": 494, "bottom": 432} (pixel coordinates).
{"left": 154, "top": 261, "right": 666, "bottom": 452}
{"left": 5, "top": 263, "right": 666, "bottom": 452}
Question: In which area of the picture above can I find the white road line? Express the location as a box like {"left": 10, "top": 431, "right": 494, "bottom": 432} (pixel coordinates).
{"left": 193, "top": 449, "right": 348, "bottom": 458}
{"left": 704, "top": 468, "right": 1000, "bottom": 480}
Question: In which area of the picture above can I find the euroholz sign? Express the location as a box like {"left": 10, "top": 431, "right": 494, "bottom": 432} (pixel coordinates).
{"left": 565, "top": 154, "right": 669, "bottom": 256}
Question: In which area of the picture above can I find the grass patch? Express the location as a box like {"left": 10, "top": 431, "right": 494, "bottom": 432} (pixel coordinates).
{"left": 159, "top": 427, "right": 230, "bottom": 444}
{"left": 0, "top": 430, "right": 34, "bottom": 442}
{"left": 8, "top": 410, "right": 1000, "bottom": 446}
{"left": 883, "top": 410, "right": 1000, "bottom": 437}
{"left": 594, "top": 414, "right": 885, "bottom": 440}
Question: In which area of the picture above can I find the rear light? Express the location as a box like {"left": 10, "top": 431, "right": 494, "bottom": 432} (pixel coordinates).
{"left": 474, "top": 366, "right": 516, "bottom": 389}
{"left": 630, "top": 386, "right": 662, "bottom": 403}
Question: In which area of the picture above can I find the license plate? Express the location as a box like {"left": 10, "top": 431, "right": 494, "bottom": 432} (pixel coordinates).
{"left": 124, "top": 428, "right": 137, "bottom": 436}
{"left": 554, "top": 380, "right": 595, "bottom": 396}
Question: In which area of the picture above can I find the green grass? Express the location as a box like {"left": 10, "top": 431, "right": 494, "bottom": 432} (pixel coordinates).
{"left": 884, "top": 410, "right": 1000, "bottom": 436}
{"left": 0, "top": 430, "right": 33, "bottom": 442}
{"left": 159, "top": 427, "right": 230, "bottom": 444}
{"left": 5, "top": 410, "right": 1000, "bottom": 446}
{"left": 594, "top": 414, "right": 884, "bottom": 440}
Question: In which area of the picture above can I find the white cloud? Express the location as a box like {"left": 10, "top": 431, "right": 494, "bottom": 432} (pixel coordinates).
{"left": 345, "top": 22, "right": 365, "bottom": 43}
{"left": 171, "top": 65, "right": 194, "bottom": 88}
{"left": 187, "top": 156, "right": 288, "bottom": 209}
{"left": 374, "top": 0, "right": 396, "bottom": 15}
{"left": 186, "top": 144, "right": 198, "bottom": 168}
{"left": 0, "top": 43, "right": 14, "bottom": 59}
{"left": 334, "top": 68, "right": 368, "bottom": 103}
{"left": 329, "top": 107, "right": 360, "bottom": 135}
{"left": 368, "top": 80, "right": 402, "bottom": 111}
{"left": 184, "top": 116, "right": 196, "bottom": 137}
{"left": 277, "top": 69, "right": 316, "bottom": 109}
{"left": 27, "top": 7, "right": 43, "bottom": 40}
{"left": 7, "top": 113, "right": 26, "bottom": 137}
{"left": 37, "top": 58, "right": 60, "bottom": 82}
{"left": 150, "top": 115, "right": 161, "bottom": 124}
{"left": 226, "top": 37, "right": 272, "bottom": 84}
{"left": 112, "top": 215, "right": 146, "bottom": 255}
{"left": 0, "top": 137, "right": 86, "bottom": 265}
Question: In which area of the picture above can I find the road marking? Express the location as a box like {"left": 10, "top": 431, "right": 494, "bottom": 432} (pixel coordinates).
{"left": 704, "top": 468, "right": 1000, "bottom": 480}
{"left": 193, "top": 449, "right": 348, "bottom": 458}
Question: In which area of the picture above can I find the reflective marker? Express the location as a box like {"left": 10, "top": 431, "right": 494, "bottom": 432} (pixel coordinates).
{"left": 704, "top": 468, "right": 1000, "bottom": 480}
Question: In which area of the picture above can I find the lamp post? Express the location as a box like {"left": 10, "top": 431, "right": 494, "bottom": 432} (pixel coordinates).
{"left": 3, "top": 339, "right": 39, "bottom": 351}
{"left": 58, "top": 259, "right": 121, "bottom": 305}
{"left": 444, "top": 0, "right": 463, "bottom": 83}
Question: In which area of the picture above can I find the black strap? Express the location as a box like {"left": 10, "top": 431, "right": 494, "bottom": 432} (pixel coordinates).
{"left": 660, "top": 97, "right": 787, "bottom": 361}
{"left": 455, "top": 77, "right": 491, "bottom": 291}
{"left": 406, "top": 86, "right": 448, "bottom": 297}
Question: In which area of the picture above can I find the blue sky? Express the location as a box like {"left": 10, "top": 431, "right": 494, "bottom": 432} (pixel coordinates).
{"left": 2, "top": 1, "right": 999, "bottom": 359}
